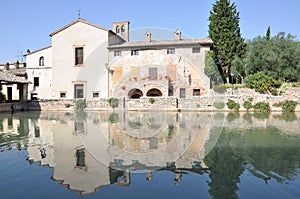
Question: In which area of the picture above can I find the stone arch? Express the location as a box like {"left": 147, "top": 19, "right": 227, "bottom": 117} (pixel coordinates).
{"left": 146, "top": 88, "right": 162, "bottom": 97}
{"left": 128, "top": 88, "right": 143, "bottom": 99}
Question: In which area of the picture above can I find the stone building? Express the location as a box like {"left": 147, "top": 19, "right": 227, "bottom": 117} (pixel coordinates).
{"left": 24, "top": 18, "right": 212, "bottom": 100}
{"left": 108, "top": 22, "right": 212, "bottom": 98}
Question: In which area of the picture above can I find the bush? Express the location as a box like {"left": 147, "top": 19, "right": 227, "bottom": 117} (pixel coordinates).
{"left": 213, "top": 101, "right": 225, "bottom": 109}
{"left": 149, "top": 98, "right": 155, "bottom": 104}
{"left": 108, "top": 98, "right": 119, "bottom": 109}
{"left": 243, "top": 98, "right": 253, "bottom": 111}
{"left": 0, "top": 92, "right": 6, "bottom": 102}
{"left": 244, "top": 72, "right": 276, "bottom": 94}
{"left": 213, "top": 84, "right": 227, "bottom": 93}
{"left": 253, "top": 102, "right": 270, "bottom": 113}
{"left": 281, "top": 100, "right": 298, "bottom": 112}
{"left": 75, "top": 99, "right": 86, "bottom": 112}
{"left": 226, "top": 99, "right": 240, "bottom": 111}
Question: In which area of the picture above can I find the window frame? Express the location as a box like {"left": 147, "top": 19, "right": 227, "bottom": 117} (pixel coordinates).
{"left": 74, "top": 46, "right": 84, "bottom": 66}
{"left": 193, "top": 89, "right": 201, "bottom": 96}
{"left": 192, "top": 47, "right": 201, "bottom": 53}
{"left": 131, "top": 50, "right": 139, "bottom": 56}
{"left": 167, "top": 48, "right": 175, "bottom": 54}
{"left": 114, "top": 51, "right": 122, "bottom": 57}
{"left": 74, "top": 83, "right": 85, "bottom": 99}
{"left": 60, "top": 92, "right": 66, "bottom": 98}
{"left": 180, "top": 88, "right": 186, "bottom": 98}
{"left": 34, "top": 77, "right": 39, "bottom": 87}
{"left": 39, "top": 56, "right": 45, "bottom": 66}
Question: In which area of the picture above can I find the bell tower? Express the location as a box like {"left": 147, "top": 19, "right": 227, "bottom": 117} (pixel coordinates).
{"left": 113, "top": 21, "right": 130, "bottom": 41}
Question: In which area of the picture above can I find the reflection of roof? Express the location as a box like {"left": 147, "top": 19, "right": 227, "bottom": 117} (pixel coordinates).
{"left": 108, "top": 38, "right": 213, "bottom": 49}
{"left": 49, "top": 18, "right": 109, "bottom": 37}
{"left": 0, "top": 70, "right": 30, "bottom": 84}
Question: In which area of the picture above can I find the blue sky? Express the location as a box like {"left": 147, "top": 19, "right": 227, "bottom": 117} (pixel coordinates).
{"left": 1, "top": 0, "right": 299, "bottom": 63}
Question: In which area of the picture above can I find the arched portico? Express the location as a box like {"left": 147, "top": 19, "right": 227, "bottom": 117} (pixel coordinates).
{"left": 128, "top": 88, "right": 143, "bottom": 99}
{"left": 146, "top": 88, "right": 162, "bottom": 97}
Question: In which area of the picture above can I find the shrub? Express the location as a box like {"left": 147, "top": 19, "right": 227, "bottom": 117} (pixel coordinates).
{"left": 0, "top": 92, "right": 6, "bottom": 102}
{"left": 213, "top": 84, "right": 227, "bottom": 93}
{"left": 108, "top": 98, "right": 119, "bottom": 109}
{"left": 213, "top": 101, "right": 225, "bottom": 109}
{"left": 75, "top": 99, "right": 86, "bottom": 112}
{"left": 281, "top": 100, "right": 298, "bottom": 112}
{"left": 243, "top": 98, "right": 253, "bottom": 111}
{"left": 226, "top": 99, "right": 240, "bottom": 111}
{"left": 244, "top": 72, "right": 276, "bottom": 94}
{"left": 253, "top": 102, "right": 270, "bottom": 113}
{"left": 64, "top": 103, "right": 71, "bottom": 108}
{"left": 149, "top": 98, "right": 155, "bottom": 104}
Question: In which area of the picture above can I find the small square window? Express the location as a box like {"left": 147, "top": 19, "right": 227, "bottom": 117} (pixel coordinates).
{"left": 131, "top": 50, "right": 139, "bottom": 56}
{"left": 167, "top": 48, "right": 175, "bottom": 54}
{"left": 193, "top": 89, "right": 201, "bottom": 96}
{"left": 192, "top": 47, "right": 200, "bottom": 53}
{"left": 93, "top": 92, "right": 100, "bottom": 98}
{"left": 114, "top": 51, "right": 122, "bottom": 56}
{"left": 60, "top": 92, "right": 66, "bottom": 98}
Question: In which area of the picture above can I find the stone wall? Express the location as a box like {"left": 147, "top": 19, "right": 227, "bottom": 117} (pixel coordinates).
{"left": 1, "top": 88, "right": 300, "bottom": 112}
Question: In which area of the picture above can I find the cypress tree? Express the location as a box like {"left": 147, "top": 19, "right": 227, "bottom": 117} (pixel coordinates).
{"left": 266, "top": 26, "right": 271, "bottom": 40}
{"left": 208, "top": 0, "right": 246, "bottom": 83}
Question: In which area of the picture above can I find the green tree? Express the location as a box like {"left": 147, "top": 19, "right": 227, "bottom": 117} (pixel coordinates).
{"left": 204, "top": 51, "right": 223, "bottom": 86}
{"left": 244, "top": 32, "right": 300, "bottom": 82}
{"left": 208, "top": 0, "right": 246, "bottom": 83}
{"left": 266, "top": 26, "right": 271, "bottom": 41}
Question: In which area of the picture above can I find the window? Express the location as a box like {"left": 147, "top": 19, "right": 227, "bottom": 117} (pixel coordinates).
{"left": 149, "top": 67, "right": 157, "bottom": 79}
{"left": 168, "top": 85, "right": 174, "bottom": 96}
{"left": 193, "top": 89, "right": 201, "bottom": 96}
{"left": 192, "top": 47, "right": 201, "bottom": 53}
{"left": 116, "top": 26, "right": 120, "bottom": 34}
{"left": 75, "top": 47, "right": 84, "bottom": 65}
{"left": 180, "top": 88, "right": 186, "bottom": 98}
{"left": 167, "top": 48, "right": 175, "bottom": 54}
{"left": 74, "top": 84, "right": 84, "bottom": 98}
{"left": 39, "top": 56, "right": 44, "bottom": 66}
{"left": 131, "top": 50, "right": 139, "bottom": 56}
{"left": 93, "top": 92, "right": 100, "bottom": 98}
{"left": 76, "top": 148, "right": 86, "bottom": 167}
{"left": 60, "top": 92, "right": 66, "bottom": 98}
{"left": 121, "top": 25, "right": 125, "bottom": 36}
{"left": 114, "top": 51, "right": 122, "bottom": 56}
{"left": 34, "top": 77, "right": 39, "bottom": 87}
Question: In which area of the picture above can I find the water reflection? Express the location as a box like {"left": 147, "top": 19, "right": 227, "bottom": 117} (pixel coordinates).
{"left": 0, "top": 111, "right": 299, "bottom": 197}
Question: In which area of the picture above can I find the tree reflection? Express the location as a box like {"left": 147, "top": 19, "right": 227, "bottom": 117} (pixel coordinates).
{"left": 204, "top": 126, "right": 300, "bottom": 198}
{"left": 204, "top": 129, "right": 244, "bottom": 199}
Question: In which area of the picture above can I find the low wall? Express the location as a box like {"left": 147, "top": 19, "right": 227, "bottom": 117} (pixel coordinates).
{"left": 0, "top": 88, "right": 300, "bottom": 112}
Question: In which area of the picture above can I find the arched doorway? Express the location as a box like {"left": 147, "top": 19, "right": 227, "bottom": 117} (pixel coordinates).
{"left": 146, "top": 88, "right": 162, "bottom": 97}
{"left": 128, "top": 88, "right": 143, "bottom": 99}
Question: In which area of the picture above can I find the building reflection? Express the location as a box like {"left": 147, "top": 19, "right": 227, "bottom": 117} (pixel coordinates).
{"left": 1, "top": 111, "right": 299, "bottom": 196}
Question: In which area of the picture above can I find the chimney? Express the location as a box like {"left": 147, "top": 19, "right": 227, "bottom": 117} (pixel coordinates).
{"left": 145, "top": 31, "right": 151, "bottom": 42}
{"left": 175, "top": 29, "right": 181, "bottom": 40}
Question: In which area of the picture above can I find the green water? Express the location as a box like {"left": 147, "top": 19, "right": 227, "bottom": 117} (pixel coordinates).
{"left": 0, "top": 111, "right": 299, "bottom": 199}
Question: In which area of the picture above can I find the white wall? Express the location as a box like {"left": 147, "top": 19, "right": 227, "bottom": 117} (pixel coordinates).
{"left": 26, "top": 47, "right": 53, "bottom": 99}
{"left": 51, "top": 22, "right": 109, "bottom": 100}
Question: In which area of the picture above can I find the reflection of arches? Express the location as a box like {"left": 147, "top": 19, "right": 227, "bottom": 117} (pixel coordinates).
{"left": 146, "top": 88, "right": 162, "bottom": 97}
{"left": 128, "top": 88, "right": 143, "bottom": 99}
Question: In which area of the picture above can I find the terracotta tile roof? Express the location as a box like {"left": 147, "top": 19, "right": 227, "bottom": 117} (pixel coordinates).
{"left": 0, "top": 70, "right": 30, "bottom": 84}
{"left": 49, "top": 18, "right": 109, "bottom": 37}
{"left": 108, "top": 38, "right": 213, "bottom": 49}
